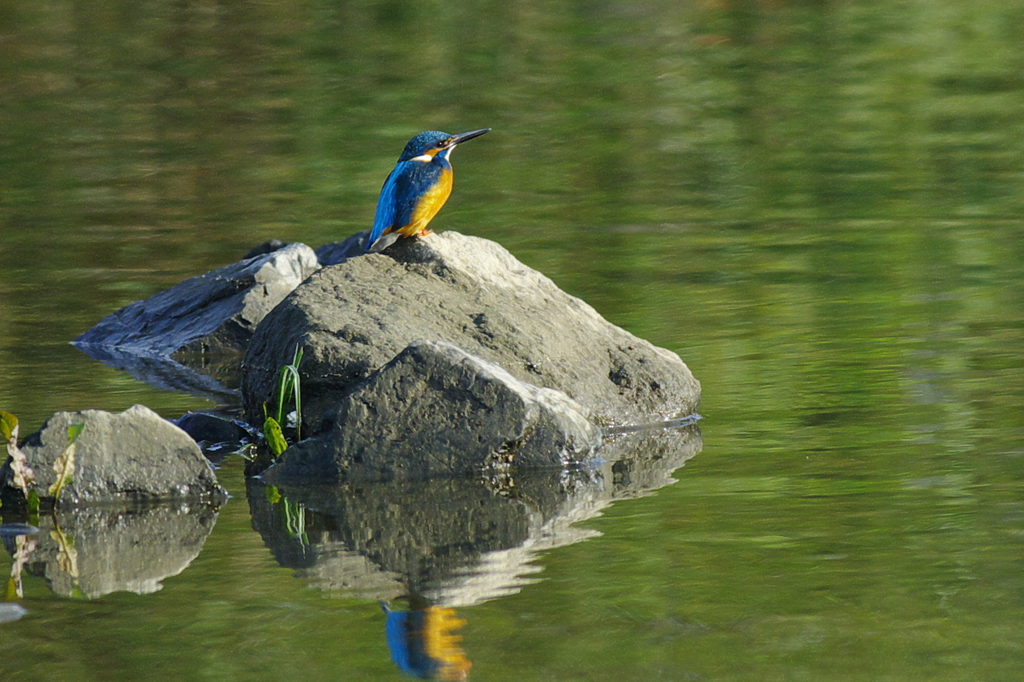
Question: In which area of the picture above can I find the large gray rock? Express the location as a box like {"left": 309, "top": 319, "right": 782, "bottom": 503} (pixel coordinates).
{"left": 73, "top": 242, "right": 320, "bottom": 358}
{"left": 2, "top": 405, "right": 226, "bottom": 508}
{"left": 242, "top": 232, "right": 700, "bottom": 431}
{"left": 263, "top": 340, "right": 602, "bottom": 481}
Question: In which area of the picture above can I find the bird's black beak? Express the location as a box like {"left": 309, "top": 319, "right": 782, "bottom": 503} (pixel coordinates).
{"left": 450, "top": 128, "right": 491, "bottom": 145}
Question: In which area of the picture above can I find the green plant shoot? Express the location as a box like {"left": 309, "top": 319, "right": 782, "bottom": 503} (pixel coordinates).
{"left": 274, "top": 345, "right": 304, "bottom": 441}
{"left": 282, "top": 497, "right": 308, "bottom": 546}
{"left": 261, "top": 345, "right": 304, "bottom": 458}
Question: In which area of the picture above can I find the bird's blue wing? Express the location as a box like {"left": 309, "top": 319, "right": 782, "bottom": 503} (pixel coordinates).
{"left": 367, "top": 160, "right": 444, "bottom": 251}
{"left": 367, "top": 166, "right": 401, "bottom": 250}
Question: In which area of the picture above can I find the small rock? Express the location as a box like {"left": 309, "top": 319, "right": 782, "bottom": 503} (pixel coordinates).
{"left": 175, "top": 412, "right": 250, "bottom": 448}
{"left": 2, "top": 405, "right": 226, "bottom": 508}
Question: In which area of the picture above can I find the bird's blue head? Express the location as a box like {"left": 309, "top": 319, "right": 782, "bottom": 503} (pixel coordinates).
{"left": 397, "top": 128, "right": 491, "bottom": 163}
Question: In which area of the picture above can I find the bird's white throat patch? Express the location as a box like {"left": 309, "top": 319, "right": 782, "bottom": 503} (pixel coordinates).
{"left": 410, "top": 147, "right": 454, "bottom": 163}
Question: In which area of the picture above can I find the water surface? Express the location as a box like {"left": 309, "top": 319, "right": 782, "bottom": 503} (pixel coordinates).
{"left": 2, "top": 1, "right": 1023, "bottom": 680}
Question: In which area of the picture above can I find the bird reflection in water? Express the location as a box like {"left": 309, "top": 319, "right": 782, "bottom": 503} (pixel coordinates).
{"left": 382, "top": 598, "right": 472, "bottom": 680}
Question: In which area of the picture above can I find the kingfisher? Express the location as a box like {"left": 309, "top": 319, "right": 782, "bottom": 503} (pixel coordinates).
{"left": 365, "top": 128, "right": 491, "bottom": 252}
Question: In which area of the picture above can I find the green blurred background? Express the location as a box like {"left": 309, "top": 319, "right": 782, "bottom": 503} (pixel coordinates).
{"left": 1, "top": 1, "right": 1023, "bottom": 680}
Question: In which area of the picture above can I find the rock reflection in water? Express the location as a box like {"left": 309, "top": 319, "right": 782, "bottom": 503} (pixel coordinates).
{"left": 72, "top": 343, "right": 241, "bottom": 405}
{"left": 248, "top": 425, "right": 699, "bottom": 678}
{"left": 2, "top": 502, "right": 221, "bottom": 599}
{"left": 248, "top": 425, "right": 701, "bottom": 605}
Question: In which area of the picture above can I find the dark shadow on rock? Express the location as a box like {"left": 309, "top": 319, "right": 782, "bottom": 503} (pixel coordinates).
{"left": 247, "top": 424, "right": 701, "bottom": 606}
{"left": 315, "top": 233, "right": 368, "bottom": 266}
{"left": 4, "top": 501, "right": 222, "bottom": 598}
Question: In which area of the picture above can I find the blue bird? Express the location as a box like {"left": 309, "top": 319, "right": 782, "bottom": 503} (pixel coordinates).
{"left": 366, "top": 128, "right": 491, "bottom": 252}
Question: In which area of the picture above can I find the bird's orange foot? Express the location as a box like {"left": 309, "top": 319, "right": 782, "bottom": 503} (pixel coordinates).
{"left": 421, "top": 228, "right": 434, "bottom": 236}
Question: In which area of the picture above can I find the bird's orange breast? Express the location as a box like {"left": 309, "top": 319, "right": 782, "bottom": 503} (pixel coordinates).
{"left": 396, "top": 167, "right": 453, "bottom": 238}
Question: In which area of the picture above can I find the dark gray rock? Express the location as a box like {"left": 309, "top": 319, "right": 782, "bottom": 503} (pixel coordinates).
{"left": 174, "top": 412, "right": 250, "bottom": 448}
{"left": 174, "top": 412, "right": 252, "bottom": 462}
{"left": 315, "top": 233, "right": 367, "bottom": 266}
{"left": 263, "top": 340, "right": 602, "bottom": 481}
{"left": 242, "top": 231, "right": 700, "bottom": 432}
{"left": 2, "top": 405, "right": 226, "bottom": 508}
{"left": 244, "top": 239, "right": 291, "bottom": 259}
{"left": 73, "top": 242, "right": 320, "bottom": 358}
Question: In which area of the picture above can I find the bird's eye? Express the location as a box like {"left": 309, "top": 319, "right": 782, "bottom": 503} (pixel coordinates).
{"left": 441, "top": 138, "right": 453, "bottom": 148}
